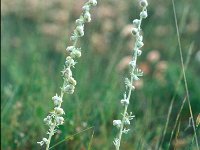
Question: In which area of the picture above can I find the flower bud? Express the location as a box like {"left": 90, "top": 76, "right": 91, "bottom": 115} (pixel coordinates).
{"left": 76, "top": 18, "right": 84, "bottom": 26}
{"left": 122, "top": 128, "right": 130, "bottom": 134}
{"left": 44, "top": 116, "right": 51, "bottom": 125}
{"left": 54, "top": 107, "right": 65, "bottom": 115}
{"left": 70, "top": 35, "right": 77, "bottom": 41}
{"left": 137, "top": 49, "right": 142, "bottom": 56}
{"left": 132, "top": 74, "right": 139, "bottom": 80}
{"left": 42, "top": 138, "right": 48, "bottom": 143}
{"left": 131, "top": 85, "right": 135, "bottom": 90}
{"left": 132, "top": 19, "right": 141, "bottom": 27}
{"left": 140, "top": 10, "right": 148, "bottom": 19}
{"left": 68, "top": 77, "right": 77, "bottom": 86}
{"left": 65, "top": 56, "right": 75, "bottom": 67}
{"left": 129, "top": 61, "right": 136, "bottom": 68}
{"left": 124, "top": 118, "right": 130, "bottom": 125}
{"left": 89, "top": 0, "right": 97, "bottom": 6}
{"left": 66, "top": 46, "right": 75, "bottom": 53}
{"left": 63, "top": 84, "right": 75, "bottom": 94}
{"left": 113, "top": 120, "right": 122, "bottom": 128}
{"left": 132, "top": 28, "right": 138, "bottom": 36}
{"left": 75, "top": 25, "right": 84, "bottom": 37}
{"left": 84, "top": 11, "right": 91, "bottom": 22}
{"left": 121, "top": 99, "right": 129, "bottom": 106}
{"left": 137, "top": 41, "right": 144, "bottom": 48}
{"left": 70, "top": 49, "right": 81, "bottom": 58}
{"left": 140, "top": 0, "right": 148, "bottom": 7}
{"left": 62, "top": 68, "right": 72, "bottom": 78}
{"left": 56, "top": 116, "right": 64, "bottom": 125}
{"left": 52, "top": 94, "right": 62, "bottom": 106}
{"left": 82, "top": 5, "right": 90, "bottom": 12}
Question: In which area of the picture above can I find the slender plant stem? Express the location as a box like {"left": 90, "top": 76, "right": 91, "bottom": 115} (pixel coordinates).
{"left": 171, "top": 0, "right": 199, "bottom": 149}
{"left": 116, "top": 19, "right": 141, "bottom": 149}
{"left": 116, "top": 76, "right": 133, "bottom": 150}
{"left": 46, "top": 125, "right": 56, "bottom": 150}
{"left": 158, "top": 43, "right": 193, "bottom": 149}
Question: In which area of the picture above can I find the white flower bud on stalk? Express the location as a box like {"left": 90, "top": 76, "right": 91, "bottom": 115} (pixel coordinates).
{"left": 140, "top": 10, "right": 148, "bottom": 18}
{"left": 113, "top": 0, "right": 148, "bottom": 149}
{"left": 113, "top": 120, "right": 122, "bottom": 128}
{"left": 38, "top": 1, "right": 97, "bottom": 149}
{"left": 75, "top": 25, "right": 84, "bottom": 37}
{"left": 132, "top": 19, "right": 141, "bottom": 27}
{"left": 89, "top": 0, "right": 97, "bottom": 6}
{"left": 84, "top": 11, "right": 91, "bottom": 22}
{"left": 140, "top": 0, "right": 148, "bottom": 7}
{"left": 70, "top": 49, "right": 82, "bottom": 58}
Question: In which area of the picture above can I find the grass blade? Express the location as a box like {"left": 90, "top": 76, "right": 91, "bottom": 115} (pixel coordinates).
{"left": 49, "top": 126, "right": 94, "bottom": 149}
{"left": 171, "top": 0, "right": 199, "bottom": 149}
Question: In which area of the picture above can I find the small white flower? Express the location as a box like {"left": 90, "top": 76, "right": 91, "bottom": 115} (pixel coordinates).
{"left": 140, "top": 10, "right": 148, "bottom": 19}
{"left": 82, "top": 5, "right": 90, "bottom": 12}
{"left": 84, "top": 11, "right": 91, "bottom": 22}
{"left": 56, "top": 116, "right": 64, "bottom": 125}
{"left": 131, "top": 85, "right": 135, "bottom": 90}
{"left": 75, "top": 25, "right": 84, "bottom": 37}
{"left": 140, "top": 0, "right": 148, "bottom": 7}
{"left": 70, "top": 49, "right": 82, "bottom": 58}
{"left": 137, "top": 41, "right": 144, "bottom": 48}
{"left": 132, "top": 74, "right": 140, "bottom": 80}
{"left": 68, "top": 77, "right": 77, "bottom": 86}
{"left": 44, "top": 115, "right": 52, "bottom": 125}
{"left": 63, "top": 84, "right": 75, "bottom": 94}
{"left": 65, "top": 56, "right": 76, "bottom": 67}
{"left": 138, "top": 35, "right": 143, "bottom": 41}
{"left": 52, "top": 94, "right": 62, "bottom": 106}
{"left": 89, "top": 0, "right": 97, "bottom": 6}
{"left": 132, "top": 19, "right": 141, "bottom": 27}
{"left": 124, "top": 118, "right": 130, "bottom": 125}
{"left": 121, "top": 99, "right": 129, "bottom": 106}
{"left": 76, "top": 18, "right": 84, "bottom": 25}
{"left": 70, "top": 35, "right": 77, "bottom": 41}
{"left": 54, "top": 107, "right": 65, "bottom": 115}
{"left": 129, "top": 61, "right": 136, "bottom": 68}
{"left": 42, "top": 138, "right": 48, "bottom": 144}
{"left": 132, "top": 28, "right": 138, "bottom": 36}
{"left": 113, "top": 120, "right": 122, "bottom": 128}
{"left": 137, "top": 49, "right": 142, "bottom": 56}
{"left": 62, "top": 68, "right": 72, "bottom": 78}
{"left": 122, "top": 128, "right": 130, "bottom": 134}
{"left": 66, "top": 46, "right": 75, "bottom": 52}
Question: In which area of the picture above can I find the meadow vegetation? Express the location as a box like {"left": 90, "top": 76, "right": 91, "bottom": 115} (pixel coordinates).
{"left": 1, "top": 0, "right": 200, "bottom": 149}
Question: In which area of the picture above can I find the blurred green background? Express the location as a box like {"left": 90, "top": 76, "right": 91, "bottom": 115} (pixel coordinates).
{"left": 1, "top": 0, "right": 200, "bottom": 149}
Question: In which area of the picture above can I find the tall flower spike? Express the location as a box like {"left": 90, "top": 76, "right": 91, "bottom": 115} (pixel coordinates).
{"left": 113, "top": 0, "right": 148, "bottom": 149}
{"left": 37, "top": 1, "right": 97, "bottom": 149}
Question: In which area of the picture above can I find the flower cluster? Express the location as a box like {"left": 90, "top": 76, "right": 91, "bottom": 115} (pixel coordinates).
{"left": 113, "top": 0, "right": 148, "bottom": 149}
{"left": 37, "top": 0, "right": 97, "bottom": 149}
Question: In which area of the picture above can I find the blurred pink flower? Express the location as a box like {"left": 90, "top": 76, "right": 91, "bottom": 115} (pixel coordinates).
{"left": 121, "top": 24, "right": 134, "bottom": 38}
{"left": 117, "top": 56, "right": 132, "bottom": 72}
{"left": 147, "top": 50, "right": 160, "bottom": 63}
{"left": 134, "top": 80, "right": 143, "bottom": 90}
{"left": 139, "top": 62, "right": 150, "bottom": 74}
{"left": 156, "top": 61, "right": 168, "bottom": 73}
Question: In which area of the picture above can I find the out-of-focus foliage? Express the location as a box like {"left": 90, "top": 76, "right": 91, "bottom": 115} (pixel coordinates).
{"left": 1, "top": 0, "right": 200, "bottom": 149}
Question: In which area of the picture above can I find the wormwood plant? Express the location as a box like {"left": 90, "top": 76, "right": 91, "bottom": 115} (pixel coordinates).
{"left": 113, "top": 0, "right": 148, "bottom": 149}
{"left": 37, "top": 0, "right": 97, "bottom": 149}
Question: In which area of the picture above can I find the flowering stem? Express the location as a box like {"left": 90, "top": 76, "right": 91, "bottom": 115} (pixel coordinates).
{"left": 113, "top": 0, "right": 148, "bottom": 149}
{"left": 116, "top": 42, "right": 139, "bottom": 150}
{"left": 46, "top": 125, "right": 56, "bottom": 150}
{"left": 37, "top": 1, "right": 97, "bottom": 149}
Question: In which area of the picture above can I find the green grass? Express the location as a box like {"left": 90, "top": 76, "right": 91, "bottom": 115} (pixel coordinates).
{"left": 1, "top": 0, "right": 200, "bottom": 149}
